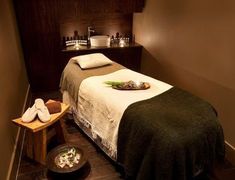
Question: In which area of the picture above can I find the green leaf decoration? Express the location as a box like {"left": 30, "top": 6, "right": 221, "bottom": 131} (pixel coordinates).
{"left": 104, "top": 81, "right": 124, "bottom": 86}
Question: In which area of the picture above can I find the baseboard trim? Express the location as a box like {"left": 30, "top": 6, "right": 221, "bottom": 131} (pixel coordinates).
{"left": 225, "top": 141, "right": 235, "bottom": 166}
{"left": 7, "top": 127, "right": 21, "bottom": 180}
{"left": 7, "top": 85, "right": 31, "bottom": 180}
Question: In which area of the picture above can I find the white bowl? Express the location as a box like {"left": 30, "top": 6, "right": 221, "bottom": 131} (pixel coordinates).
{"left": 90, "top": 35, "right": 110, "bottom": 47}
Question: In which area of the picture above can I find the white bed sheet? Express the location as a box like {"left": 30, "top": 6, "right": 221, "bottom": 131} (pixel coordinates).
{"left": 63, "top": 69, "right": 172, "bottom": 159}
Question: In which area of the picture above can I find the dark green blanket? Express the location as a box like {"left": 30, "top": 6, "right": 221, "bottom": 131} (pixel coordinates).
{"left": 117, "top": 87, "right": 224, "bottom": 180}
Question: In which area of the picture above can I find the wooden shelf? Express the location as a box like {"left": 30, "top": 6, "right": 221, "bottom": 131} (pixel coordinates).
{"left": 61, "top": 43, "right": 142, "bottom": 52}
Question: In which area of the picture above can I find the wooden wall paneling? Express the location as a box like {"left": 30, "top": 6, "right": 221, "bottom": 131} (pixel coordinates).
{"left": 58, "top": 0, "right": 133, "bottom": 38}
{"left": 116, "top": 0, "right": 145, "bottom": 13}
{"left": 13, "top": 0, "right": 34, "bottom": 85}
{"left": 117, "top": 0, "right": 133, "bottom": 13}
{"left": 58, "top": 0, "right": 145, "bottom": 16}
{"left": 13, "top": 0, "right": 143, "bottom": 92}
{"left": 84, "top": 0, "right": 112, "bottom": 14}
{"left": 57, "top": 0, "right": 82, "bottom": 22}
{"left": 14, "top": 0, "right": 61, "bottom": 92}
{"left": 60, "top": 13, "right": 133, "bottom": 39}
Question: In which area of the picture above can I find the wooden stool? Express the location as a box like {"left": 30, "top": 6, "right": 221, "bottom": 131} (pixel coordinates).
{"left": 13, "top": 100, "right": 69, "bottom": 165}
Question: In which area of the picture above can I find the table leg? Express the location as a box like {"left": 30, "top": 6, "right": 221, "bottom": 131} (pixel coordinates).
{"left": 34, "top": 129, "right": 47, "bottom": 165}
{"left": 54, "top": 119, "right": 66, "bottom": 144}
{"left": 25, "top": 118, "right": 66, "bottom": 165}
{"left": 26, "top": 130, "right": 34, "bottom": 160}
{"left": 26, "top": 129, "right": 47, "bottom": 165}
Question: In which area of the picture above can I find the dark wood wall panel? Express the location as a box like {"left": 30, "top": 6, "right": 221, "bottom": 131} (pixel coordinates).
{"left": 13, "top": 0, "right": 145, "bottom": 92}
{"left": 60, "top": 14, "right": 133, "bottom": 39}
{"left": 14, "top": 0, "right": 61, "bottom": 92}
{"left": 58, "top": 0, "right": 134, "bottom": 39}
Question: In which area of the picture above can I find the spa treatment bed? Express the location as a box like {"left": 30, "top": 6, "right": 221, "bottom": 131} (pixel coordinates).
{"left": 60, "top": 53, "right": 224, "bottom": 180}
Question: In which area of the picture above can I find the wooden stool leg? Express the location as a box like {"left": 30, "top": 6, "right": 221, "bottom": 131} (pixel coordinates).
{"left": 26, "top": 129, "right": 47, "bottom": 165}
{"left": 54, "top": 119, "right": 66, "bottom": 144}
{"left": 26, "top": 130, "right": 34, "bottom": 159}
{"left": 34, "top": 129, "right": 47, "bottom": 165}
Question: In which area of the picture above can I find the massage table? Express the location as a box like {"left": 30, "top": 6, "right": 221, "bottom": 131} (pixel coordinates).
{"left": 60, "top": 55, "right": 224, "bottom": 180}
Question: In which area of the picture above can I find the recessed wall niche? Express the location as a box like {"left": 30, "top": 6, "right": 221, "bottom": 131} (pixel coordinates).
{"left": 60, "top": 13, "right": 133, "bottom": 40}
{"left": 58, "top": 0, "right": 135, "bottom": 40}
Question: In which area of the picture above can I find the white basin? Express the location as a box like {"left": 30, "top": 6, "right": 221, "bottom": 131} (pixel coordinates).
{"left": 90, "top": 35, "right": 110, "bottom": 47}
